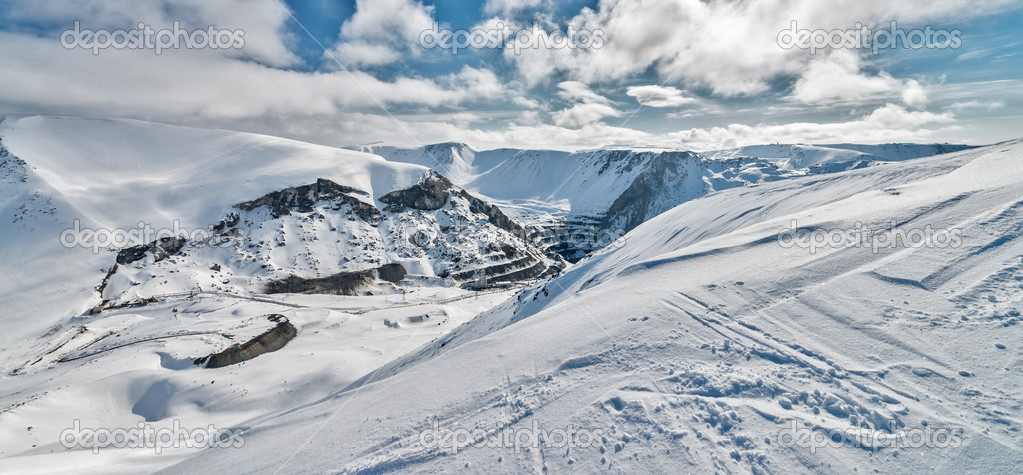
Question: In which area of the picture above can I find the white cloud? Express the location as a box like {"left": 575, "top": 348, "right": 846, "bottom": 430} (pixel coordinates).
{"left": 674, "top": 104, "right": 956, "bottom": 149}
{"left": 790, "top": 51, "right": 901, "bottom": 103}
{"left": 0, "top": 0, "right": 1010, "bottom": 151}
{"left": 946, "top": 100, "right": 1006, "bottom": 111}
{"left": 0, "top": 33, "right": 508, "bottom": 120}
{"left": 483, "top": 0, "right": 545, "bottom": 17}
{"left": 502, "top": 0, "right": 1016, "bottom": 98}
{"left": 901, "top": 80, "right": 930, "bottom": 109}
{"left": 551, "top": 81, "right": 621, "bottom": 127}
{"left": 553, "top": 103, "right": 622, "bottom": 128}
{"left": 556, "top": 81, "right": 613, "bottom": 105}
{"left": 2, "top": 0, "right": 300, "bottom": 67}
{"left": 787, "top": 51, "right": 932, "bottom": 109}
{"left": 332, "top": 0, "right": 435, "bottom": 67}
{"left": 626, "top": 85, "right": 696, "bottom": 107}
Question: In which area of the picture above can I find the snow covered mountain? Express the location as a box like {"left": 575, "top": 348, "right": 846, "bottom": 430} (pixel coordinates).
{"left": 98, "top": 171, "right": 562, "bottom": 309}
{"left": 357, "top": 142, "right": 974, "bottom": 261}
{"left": 0, "top": 116, "right": 558, "bottom": 373}
{"left": 1, "top": 116, "right": 1013, "bottom": 474}
{"left": 169, "top": 139, "right": 1023, "bottom": 473}
{"left": 704, "top": 143, "right": 975, "bottom": 172}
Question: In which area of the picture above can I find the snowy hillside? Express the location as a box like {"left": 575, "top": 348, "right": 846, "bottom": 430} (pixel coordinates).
{"left": 0, "top": 117, "right": 567, "bottom": 472}
{"left": 704, "top": 143, "right": 976, "bottom": 170}
{"left": 0, "top": 116, "right": 1011, "bottom": 474}
{"left": 167, "top": 140, "right": 1022, "bottom": 473}
{"left": 358, "top": 143, "right": 971, "bottom": 261}
{"left": 100, "top": 172, "right": 562, "bottom": 307}
{"left": 0, "top": 117, "right": 556, "bottom": 375}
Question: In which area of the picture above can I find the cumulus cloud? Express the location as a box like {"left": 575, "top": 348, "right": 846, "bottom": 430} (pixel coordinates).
{"left": 626, "top": 85, "right": 696, "bottom": 107}
{"left": 551, "top": 81, "right": 621, "bottom": 127}
{"left": 0, "top": 0, "right": 1011, "bottom": 151}
{"left": 789, "top": 51, "right": 929, "bottom": 108}
{"left": 2, "top": 0, "right": 300, "bottom": 67}
{"left": 901, "top": 80, "right": 930, "bottom": 109}
{"left": 556, "top": 81, "right": 613, "bottom": 105}
{"left": 331, "top": 0, "right": 436, "bottom": 67}
{"left": 553, "top": 103, "right": 622, "bottom": 127}
{"left": 502, "top": 0, "right": 1015, "bottom": 98}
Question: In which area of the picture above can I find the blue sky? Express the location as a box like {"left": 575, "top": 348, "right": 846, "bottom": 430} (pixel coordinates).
{"left": 0, "top": 0, "right": 1019, "bottom": 150}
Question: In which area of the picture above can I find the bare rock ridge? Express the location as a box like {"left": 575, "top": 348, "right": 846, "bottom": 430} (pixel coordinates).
{"left": 379, "top": 171, "right": 452, "bottom": 212}
{"left": 264, "top": 263, "right": 406, "bottom": 295}
{"left": 236, "top": 178, "right": 379, "bottom": 221}
{"left": 194, "top": 315, "right": 297, "bottom": 368}
{"left": 115, "top": 236, "right": 189, "bottom": 265}
{"left": 94, "top": 173, "right": 562, "bottom": 303}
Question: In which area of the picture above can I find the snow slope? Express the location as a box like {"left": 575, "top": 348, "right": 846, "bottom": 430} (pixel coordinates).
{"left": 704, "top": 143, "right": 975, "bottom": 170}
{"left": 168, "top": 140, "right": 1022, "bottom": 473}
{"left": 0, "top": 116, "right": 425, "bottom": 368}
{"left": 0, "top": 117, "right": 1008, "bottom": 473}
{"left": 359, "top": 143, "right": 973, "bottom": 261}
{"left": 0, "top": 117, "right": 561, "bottom": 472}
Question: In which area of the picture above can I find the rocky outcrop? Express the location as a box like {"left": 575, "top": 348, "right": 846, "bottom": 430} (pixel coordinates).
{"left": 456, "top": 189, "right": 524, "bottom": 234}
{"left": 96, "top": 171, "right": 562, "bottom": 303}
{"left": 264, "top": 263, "right": 407, "bottom": 295}
{"left": 381, "top": 172, "right": 524, "bottom": 235}
{"left": 236, "top": 178, "right": 378, "bottom": 220}
{"left": 379, "top": 172, "right": 452, "bottom": 211}
{"left": 195, "top": 315, "right": 297, "bottom": 368}
{"left": 376, "top": 263, "right": 407, "bottom": 284}
{"left": 115, "top": 236, "right": 188, "bottom": 265}
{"left": 264, "top": 269, "right": 376, "bottom": 295}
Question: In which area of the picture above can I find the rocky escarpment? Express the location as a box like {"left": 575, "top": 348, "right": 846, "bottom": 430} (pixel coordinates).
{"left": 96, "top": 173, "right": 563, "bottom": 305}
{"left": 382, "top": 172, "right": 525, "bottom": 235}
{"left": 379, "top": 172, "right": 454, "bottom": 212}
{"left": 264, "top": 263, "right": 407, "bottom": 295}
{"left": 195, "top": 315, "right": 297, "bottom": 368}
{"left": 237, "top": 178, "right": 379, "bottom": 221}
{"left": 115, "top": 236, "right": 190, "bottom": 265}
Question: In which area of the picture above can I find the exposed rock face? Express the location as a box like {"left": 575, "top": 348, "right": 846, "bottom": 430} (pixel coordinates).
{"left": 264, "top": 269, "right": 376, "bottom": 295}
{"left": 98, "top": 172, "right": 563, "bottom": 304}
{"left": 380, "top": 172, "right": 523, "bottom": 235}
{"left": 195, "top": 315, "right": 297, "bottom": 368}
{"left": 379, "top": 172, "right": 452, "bottom": 212}
{"left": 237, "top": 178, "right": 379, "bottom": 220}
{"left": 376, "top": 263, "right": 407, "bottom": 284}
{"left": 115, "top": 236, "right": 188, "bottom": 265}
{"left": 0, "top": 141, "right": 30, "bottom": 184}
{"left": 456, "top": 189, "right": 523, "bottom": 235}
{"left": 264, "top": 263, "right": 407, "bottom": 295}
{"left": 600, "top": 151, "right": 700, "bottom": 233}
